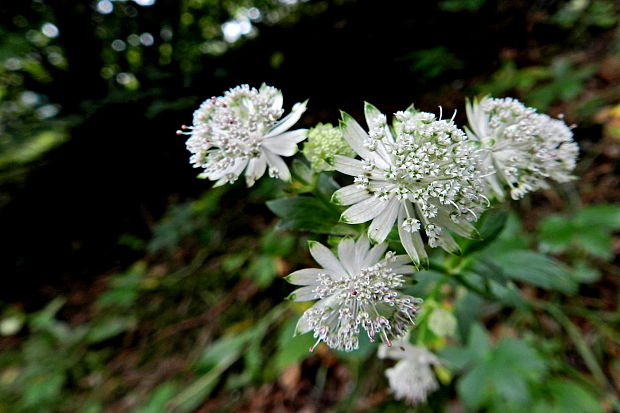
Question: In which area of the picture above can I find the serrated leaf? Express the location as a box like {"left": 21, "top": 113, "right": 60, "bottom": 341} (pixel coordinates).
{"left": 468, "top": 257, "right": 509, "bottom": 286}
{"left": 488, "top": 280, "right": 528, "bottom": 310}
{"left": 455, "top": 291, "right": 484, "bottom": 341}
{"left": 267, "top": 196, "right": 341, "bottom": 233}
{"left": 494, "top": 339, "right": 547, "bottom": 379}
{"left": 457, "top": 362, "right": 492, "bottom": 410}
{"left": 490, "top": 363, "right": 530, "bottom": 404}
{"left": 467, "top": 323, "right": 491, "bottom": 359}
{"left": 492, "top": 251, "right": 577, "bottom": 294}
{"left": 438, "top": 346, "right": 477, "bottom": 370}
{"left": 462, "top": 209, "right": 508, "bottom": 255}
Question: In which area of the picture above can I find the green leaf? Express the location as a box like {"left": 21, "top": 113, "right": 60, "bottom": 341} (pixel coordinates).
{"left": 455, "top": 291, "right": 484, "bottom": 341}
{"left": 571, "top": 260, "right": 601, "bottom": 283}
{"left": 172, "top": 332, "right": 253, "bottom": 412}
{"left": 462, "top": 209, "right": 508, "bottom": 255}
{"left": 480, "top": 213, "right": 529, "bottom": 256}
{"left": 267, "top": 196, "right": 344, "bottom": 234}
{"left": 316, "top": 173, "right": 340, "bottom": 202}
{"left": 488, "top": 280, "right": 528, "bottom": 310}
{"left": 260, "top": 229, "right": 294, "bottom": 256}
{"left": 538, "top": 215, "right": 575, "bottom": 253}
{"left": 546, "top": 378, "right": 604, "bottom": 413}
{"left": 494, "top": 339, "right": 547, "bottom": 379}
{"left": 492, "top": 251, "right": 577, "bottom": 294}
{"left": 457, "top": 362, "right": 492, "bottom": 410}
{"left": 246, "top": 255, "right": 277, "bottom": 288}
{"left": 467, "top": 323, "right": 491, "bottom": 359}
{"left": 22, "top": 370, "right": 65, "bottom": 408}
{"left": 576, "top": 204, "right": 620, "bottom": 230}
{"left": 195, "top": 332, "right": 252, "bottom": 372}
{"left": 30, "top": 297, "right": 66, "bottom": 331}
{"left": 578, "top": 227, "right": 613, "bottom": 260}
{"left": 291, "top": 159, "right": 314, "bottom": 185}
{"left": 270, "top": 317, "right": 315, "bottom": 376}
{"left": 134, "top": 383, "right": 177, "bottom": 413}
{"left": 438, "top": 346, "right": 477, "bottom": 370}
{"left": 86, "top": 317, "right": 133, "bottom": 343}
{"left": 490, "top": 363, "right": 530, "bottom": 404}
{"left": 468, "top": 257, "right": 509, "bottom": 286}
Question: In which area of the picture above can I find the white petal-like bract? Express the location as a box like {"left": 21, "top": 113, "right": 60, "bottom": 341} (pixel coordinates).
{"left": 334, "top": 103, "right": 488, "bottom": 261}
{"left": 287, "top": 237, "right": 422, "bottom": 352}
{"left": 181, "top": 84, "right": 307, "bottom": 186}
{"left": 465, "top": 96, "right": 579, "bottom": 200}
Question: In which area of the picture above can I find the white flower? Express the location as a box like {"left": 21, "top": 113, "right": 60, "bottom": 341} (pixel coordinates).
{"left": 378, "top": 336, "right": 440, "bottom": 406}
{"left": 330, "top": 103, "right": 488, "bottom": 264}
{"left": 286, "top": 236, "right": 422, "bottom": 352}
{"left": 465, "top": 96, "right": 579, "bottom": 200}
{"left": 180, "top": 84, "right": 308, "bottom": 186}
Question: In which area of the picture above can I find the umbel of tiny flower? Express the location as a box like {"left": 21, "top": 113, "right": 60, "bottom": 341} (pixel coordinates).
{"left": 180, "top": 84, "right": 308, "bottom": 187}
{"left": 330, "top": 103, "right": 488, "bottom": 264}
{"left": 285, "top": 236, "right": 422, "bottom": 352}
{"left": 378, "top": 335, "right": 441, "bottom": 406}
{"left": 465, "top": 96, "right": 579, "bottom": 200}
{"left": 302, "top": 123, "right": 355, "bottom": 172}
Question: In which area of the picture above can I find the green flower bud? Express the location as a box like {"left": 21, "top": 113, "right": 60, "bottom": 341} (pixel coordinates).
{"left": 428, "top": 308, "right": 457, "bottom": 338}
{"left": 302, "top": 123, "right": 355, "bottom": 172}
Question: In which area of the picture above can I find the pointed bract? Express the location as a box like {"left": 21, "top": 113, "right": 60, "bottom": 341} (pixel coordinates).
{"left": 465, "top": 96, "right": 579, "bottom": 200}
{"left": 286, "top": 236, "right": 423, "bottom": 352}
{"left": 333, "top": 106, "right": 488, "bottom": 258}
{"left": 183, "top": 85, "right": 308, "bottom": 186}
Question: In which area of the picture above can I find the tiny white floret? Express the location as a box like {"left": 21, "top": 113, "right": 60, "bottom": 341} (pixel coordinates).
{"left": 286, "top": 236, "right": 422, "bottom": 352}
{"left": 378, "top": 335, "right": 441, "bottom": 405}
{"left": 465, "top": 96, "right": 579, "bottom": 200}
{"left": 180, "top": 84, "right": 308, "bottom": 186}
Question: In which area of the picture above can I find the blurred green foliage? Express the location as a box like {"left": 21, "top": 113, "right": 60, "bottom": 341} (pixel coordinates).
{"left": 478, "top": 57, "right": 599, "bottom": 111}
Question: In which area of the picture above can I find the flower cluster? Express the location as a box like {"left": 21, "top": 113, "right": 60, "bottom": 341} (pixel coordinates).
{"left": 286, "top": 237, "right": 422, "bottom": 352}
{"left": 331, "top": 103, "right": 488, "bottom": 263}
{"left": 378, "top": 336, "right": 441, "bottom": 405}
{"left": 181, "top": 84, "right": 307, "bottom": 186}
{"left": 180, "top": 84, "right": 583, "bottom": 407}
{"left": 466, "top": 96, "right": 578, "bottom": 200}
{"left": 302, "top": 123, "right": 355, "bottom": 172}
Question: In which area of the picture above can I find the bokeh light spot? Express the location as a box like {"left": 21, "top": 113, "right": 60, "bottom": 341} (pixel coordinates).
{"left": 41, "top": 23, "right": 59, "bottom": 38}
{"left": 96, "top": 0, "right": 114, "bottom": 14}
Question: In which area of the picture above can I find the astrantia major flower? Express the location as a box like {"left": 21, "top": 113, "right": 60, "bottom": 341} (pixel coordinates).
{"left": 180, "top": 84, "right": 308, "bottom": 186}
{"left": 286, "top": 236, "right": 422, "bottom": 352}
{"left": 378, "top": 336, "right": 441, "bottom": 405}
{"left": 330, "top": 103, "right": 488, "bottom": 264}
{"left": 465, "top": 96, "right": 579, "bottom": 200}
